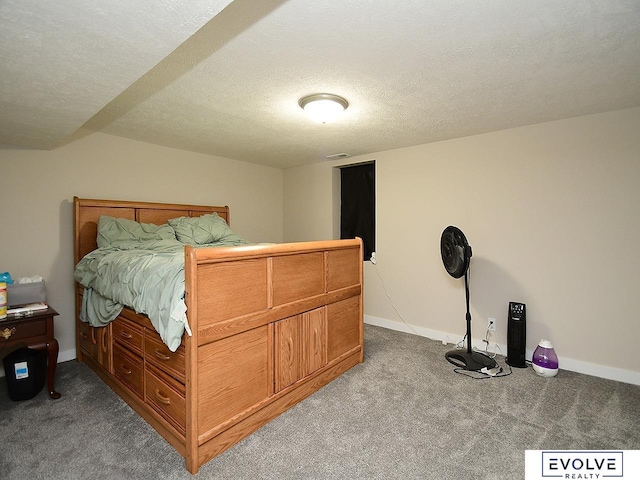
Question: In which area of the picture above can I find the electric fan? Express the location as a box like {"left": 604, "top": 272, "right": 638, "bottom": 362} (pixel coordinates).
{"left": 441, "top": 226, "right": 497, "bottom": 371}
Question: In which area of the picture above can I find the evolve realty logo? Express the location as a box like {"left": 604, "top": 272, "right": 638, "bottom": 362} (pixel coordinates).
{"left": 541, "top": 451, "right": 623, "bottom": 479}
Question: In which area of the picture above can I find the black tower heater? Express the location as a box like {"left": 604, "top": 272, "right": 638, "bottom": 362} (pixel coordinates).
{"left": 506, "top": 301, "right": 527, "bottom": 368}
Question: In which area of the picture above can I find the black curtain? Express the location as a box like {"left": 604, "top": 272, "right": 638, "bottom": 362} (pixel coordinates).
{"left": 340, "top": 163, "right": 375, "bottom": 260}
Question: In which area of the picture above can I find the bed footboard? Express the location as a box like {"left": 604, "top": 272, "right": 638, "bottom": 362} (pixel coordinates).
{"left": 184, "top": 239, "right": 363, "bottom": 473}
{"left": 74, "top": 198, "right": 363, "bottom": 474}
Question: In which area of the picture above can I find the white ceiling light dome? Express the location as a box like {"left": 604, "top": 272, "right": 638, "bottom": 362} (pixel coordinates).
{"left": 299, "top": 93, "right": 348, "bottom": 124}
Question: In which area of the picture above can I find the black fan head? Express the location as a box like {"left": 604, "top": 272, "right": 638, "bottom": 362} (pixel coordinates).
{"left": 441, "top": 226, "right": 472, "bottom": 278}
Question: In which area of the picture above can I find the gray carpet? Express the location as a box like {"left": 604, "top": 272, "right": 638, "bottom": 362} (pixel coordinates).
{"left": 1, "top": 325, "right": 639, "bottom": 479}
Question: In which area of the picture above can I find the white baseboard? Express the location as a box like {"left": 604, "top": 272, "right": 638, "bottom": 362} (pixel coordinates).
{"left": 364, "top": 314, "right": 640, "bottom": 386}
{"left": 59, "top": 348, "right": 76, "bottom": 363}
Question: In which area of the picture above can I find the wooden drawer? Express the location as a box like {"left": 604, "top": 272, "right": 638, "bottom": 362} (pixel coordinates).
{"left": 113, "top": 344, "right": 144, "bottom": 399}
{"left": 113, "top": 316, "right": 144, "bottom": 355}
{"left": 6, "top": 318, "right": 47, "bottom": 341}
{"left": 96, "top": 324, "right": 112, "bottom": 373}
{"left": 144, "top": 334, "right": 185, "bottom": 383}
{"left": 145, "top": 365, "right": 185, "bottom": 435}
{"left": 78, "top": 321, "right": 97, "bottom": 358}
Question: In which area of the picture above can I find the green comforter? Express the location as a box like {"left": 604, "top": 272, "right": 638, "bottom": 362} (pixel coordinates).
{"left": 74, "top": 239, "right": 244, "bottom": 351}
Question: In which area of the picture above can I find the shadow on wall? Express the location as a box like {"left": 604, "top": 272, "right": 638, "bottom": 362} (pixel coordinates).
{"left": 51, "top": 199, "right": 76, "bottom": 360}
{"left": 470, "top": 256, "right": 554, "bottom": 346}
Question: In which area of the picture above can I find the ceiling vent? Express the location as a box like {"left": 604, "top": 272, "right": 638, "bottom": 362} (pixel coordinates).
{"left": 325, "top": 153, "right": 351, "bottom": 160}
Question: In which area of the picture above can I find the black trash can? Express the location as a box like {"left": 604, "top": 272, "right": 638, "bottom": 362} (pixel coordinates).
{"left": 3, "top": 347, "right": 46, "bottom": 401}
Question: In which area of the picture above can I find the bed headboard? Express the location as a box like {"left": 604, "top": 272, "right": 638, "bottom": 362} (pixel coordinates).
{"left": 74, "top": 197, "right": 230, "bottom": 263}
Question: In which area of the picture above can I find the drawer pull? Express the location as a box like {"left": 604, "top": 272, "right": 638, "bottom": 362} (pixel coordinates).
{"left": 119, "top": 364, "right": 132, "bottom": 376}
{"left": 154, "top": 389, "right": 171, "bottom": 405}
{"left": 119, "top": 331, "right": 133, "bottom": 339}
{"left": 153, "top": 349, "right": 171, "bottom": 361}
{"left": 80, "top": 332, "right": 88, "bottom": 340}
{"left": 1, "top": 327, "right": 16, "bottom": 340}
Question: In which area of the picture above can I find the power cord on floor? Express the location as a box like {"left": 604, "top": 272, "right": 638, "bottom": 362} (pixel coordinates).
{"left": 452, "top": 316, "right": 516, "bottom": 379}
{"left": 454, "top": 359, "right": 513, "bottom": 380}
{"left": 371, "top": 255, "right": 478, "bottom": 347}
{"left": 455, "top": 333, "right": 467, "bottom": 350}
{"left": 372, "top": 257, "right": 485, "bottom": 346}
{"left": 477, "top": 323, "right": 506, "bottom": 361}
{"left": 370, "top": 259, "right": 418, "bottom": 336}
{"left": 371, "top": 255, "right": 513, "bottom": 380}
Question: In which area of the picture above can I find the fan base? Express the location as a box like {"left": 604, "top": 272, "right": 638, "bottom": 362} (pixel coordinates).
{"left": 445, "top": 350, "right": 497, "bottom": 372}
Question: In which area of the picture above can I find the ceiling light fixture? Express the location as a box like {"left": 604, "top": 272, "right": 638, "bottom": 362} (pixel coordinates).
{"left": 298, "top": 93, "right": 348, "bottom": 124}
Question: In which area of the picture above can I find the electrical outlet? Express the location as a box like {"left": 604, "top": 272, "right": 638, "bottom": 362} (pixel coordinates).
{"left": 487, "top": 318, "right": 496, "bottom": 332}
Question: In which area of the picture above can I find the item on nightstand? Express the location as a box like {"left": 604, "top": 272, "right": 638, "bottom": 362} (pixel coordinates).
{"left": 6, "top": 302, "right": 48, "bottom": 316}
{"left": 0, "top": 281, "right": 6, "bottom": 319}
{"left": 7, "top": 277, "right": 46, "bottom": 307}
{"left": 532, "top": 339, "right": 559, "bottom": 377}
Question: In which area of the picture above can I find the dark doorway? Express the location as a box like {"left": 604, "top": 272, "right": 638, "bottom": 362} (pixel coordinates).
{"left": 340, "top": 162, "right": 375, "bottom": 261}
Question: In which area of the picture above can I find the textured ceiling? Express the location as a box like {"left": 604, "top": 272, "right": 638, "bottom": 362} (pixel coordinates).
{"left": 2, "top": 0, "right": 640, "bottom": 168}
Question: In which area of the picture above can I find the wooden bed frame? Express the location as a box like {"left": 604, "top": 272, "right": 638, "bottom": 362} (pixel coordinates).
{"left": 73, "top": 197, "right": 363, "bottom": 474}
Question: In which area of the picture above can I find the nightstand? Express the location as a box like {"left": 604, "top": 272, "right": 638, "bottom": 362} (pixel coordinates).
{"left": 1, "top": 306, "right": 61, "bottom": 399}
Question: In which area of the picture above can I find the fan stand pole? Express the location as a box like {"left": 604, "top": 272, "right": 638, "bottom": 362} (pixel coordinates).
{"left": 445, "top": 270, "right": 498, "bottom": 372}
{"left": 464, "top": 270, "right": 473, "bottom": 355}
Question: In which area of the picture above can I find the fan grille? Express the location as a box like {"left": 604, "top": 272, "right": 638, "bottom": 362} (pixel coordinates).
{"left": 441, "top": 226, "right": 471, "bottom": 278}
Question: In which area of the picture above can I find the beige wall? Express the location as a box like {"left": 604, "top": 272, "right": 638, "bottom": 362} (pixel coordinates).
{"left": 284, "top": 107, "right": 640, "bottom": 384}
{"left": 0, "top": 131, "right": 283, "bottom": 363}
{"left": 3, "top": 109, "right": 639, "bottom": 384}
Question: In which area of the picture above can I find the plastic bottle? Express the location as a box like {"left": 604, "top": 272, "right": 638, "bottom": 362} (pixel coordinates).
{"left": 0, "top": 282, "right": 7, "bottom": 319}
